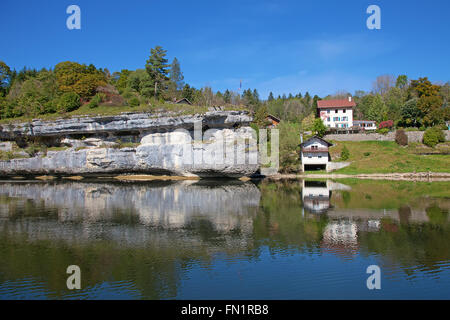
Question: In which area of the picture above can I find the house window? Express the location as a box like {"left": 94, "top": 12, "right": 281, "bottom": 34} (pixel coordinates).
{"left": 343, "top": 109, "right": 346, "bottom": 113}
{"left": 327, "top": 117, "right": 330, "bottom": 122}
{"left": 327, "top": 110, "right": 330, "bottom": 114}
{"left": 335, "top": 110, "right": 338, "bottom": 113}
{"left": 318, "top": 156, "right": 322, "bottom": 158}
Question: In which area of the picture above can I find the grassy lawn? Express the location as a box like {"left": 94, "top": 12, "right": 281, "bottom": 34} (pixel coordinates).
{"left": 329, "top": 141, "right": 450, "bottom": 174}
{"left": 331, "top": 179, "right": 450, "bottom": 209}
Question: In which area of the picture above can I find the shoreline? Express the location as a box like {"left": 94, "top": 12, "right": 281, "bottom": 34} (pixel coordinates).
{"left": 264, "top": 172, "right": 450, "bottom": 181}
{"left": 0, "top": 172, "right": 450, "bottom": 182}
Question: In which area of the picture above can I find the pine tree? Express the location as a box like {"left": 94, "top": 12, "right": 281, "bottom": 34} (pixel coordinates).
{"left": 252, "top": 89, "right": 260, "bottom": 102}
{"left": 145, "top": 46, "right": 169, "bottom": 97}
{"left": 268, "top": 92, "right": 274, "bottom": 101}
{"left": 169, "top": 57, "right": 184, "bottom": 91}
{"left": 223, "top": 89, "right": 232, "bottom": 103}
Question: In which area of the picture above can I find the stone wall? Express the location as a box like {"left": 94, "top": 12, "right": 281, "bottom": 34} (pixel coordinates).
{"left": 324, "top": 130, "right": 450, "bottom": 143}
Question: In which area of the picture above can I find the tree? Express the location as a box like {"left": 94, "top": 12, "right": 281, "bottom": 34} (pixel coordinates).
{"left": 252, "top": 89, "right": 260, "bottom": 103}
{"left": 57, "top": 92, "right": 81, "bottom": 112}
{"left": 268, "top": 92, "right": 274, "bottom": 101}
{"left": 418, "top": 95, "right": 444, "bottom": 126}
{"left": 115, "top": 69, "right": 131, "bottom": 93}
{"left": 182, "top": 84, "right": 195, "bottom": 102}
{"left": 373, "top": 74, "right": 395, "bottom": 96}
{"left": 0, "top": 61, "right": 11, "bottom": 97}
{"left": 312, "top": 118, "right": 327, "bottom": 137}
{"left": 242, "top": 88, "right": 259, "bottom": 109}
{"left": 396, "top": 75, "right": 408, "bottom": 89}
{"left": 223, "top": 89, "right": 232, "bottom": 103}
{"left": 410, "top": 77, "right": 444, "bottom": 126}
{"left": 145, "top": 46, "right": 169, "bottom": 98}
{"left": 384, "top": 87, "right": 405, "bottom": 121}
{"left": 253, "top": 105, "right": 269, "bottom": 127}
{"left": 366, "top": 94, "right": 388, "bottom": 123}
{"left": 410, "top": 77, "right": 440, "bottom": 97}
{"left": 400, "top": 98, "right": 421, "bottom": 127}
{"left": 54, "top": 61, "right": 106, "bottom": 98}
{"left": 301, "top": 113, "right": 315, "bottom": 131}
{"left": 312, "top": 95, "right": 320, "bottom": 115}
{"left": 169, "top": 57, "right": 184, "bottom": 91}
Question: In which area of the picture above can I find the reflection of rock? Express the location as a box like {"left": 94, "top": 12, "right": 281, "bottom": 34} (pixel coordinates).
{"left": 0, "top": 181, "right": 260, "bottom": 246}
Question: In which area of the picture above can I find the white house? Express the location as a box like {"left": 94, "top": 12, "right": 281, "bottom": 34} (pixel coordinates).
{"left": 353, "top": 120, "right": 377, "bottom": 131}
{"left": 318, "top": 97, "right": 355, "bottom": 129}
{"left": 302, "top": 180, "right": 331, "bottom": 213}
{"left": 300, "top": 136, "right": 333, "bottom": 172}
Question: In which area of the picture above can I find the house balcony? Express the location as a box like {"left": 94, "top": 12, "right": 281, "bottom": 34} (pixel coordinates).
{"left": 301, "top": 147, "right": 329, "bottom": 153}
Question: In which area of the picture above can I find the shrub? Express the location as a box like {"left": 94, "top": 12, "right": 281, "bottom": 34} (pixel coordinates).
{"left": 363, "top": 152, "right": 371, "bottom": 157}
{"left": 377, "top": 128, "right": 389, "bottom": 135}
{"left": 57, "top": 92, "right": 81, "bottom": 112}
{"left": 395, "top": 129, "right": 408, "bottom": 146}
{"left": 312, "top": 118, "right": 327, "bottom": 137}
{"left": 379, "top": 120, "right": 394, "bottom": 130}
{"left": 128, "top": 97, "right": 140, "bottom": 107}
{"left": 87, "top": 94, "right": 102, "bottom": 109}
{"left": 423, "top": 127, "right": 445, "bottom": 147}
{"left": 340, "top": 145, "right": 350, "bottom": 161}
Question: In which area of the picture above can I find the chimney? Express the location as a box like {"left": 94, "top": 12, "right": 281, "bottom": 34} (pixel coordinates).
{"left": 348, "top": 96, "right": 352, "bottom": 102}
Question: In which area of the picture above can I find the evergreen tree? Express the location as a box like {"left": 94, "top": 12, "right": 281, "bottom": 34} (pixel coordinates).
{"left": 268, "top": 92, "right": 274, "bottom": 101}
{"left": 182, "top": 84, "right": 195, "bottom": 102}
{"left": 145, "top": 46, "right": 169, "bottom": 97}
{"left": 169, "top": 57, "right": 184, "bottom": 91}
{"left": 0, "top": 61, "right": 11, "bottom": 97}
{"left": 223, "top": 89, "right": 232, "bottom": 103}
{"left": 252, "top": 89, "right": 260, "bottom": 102}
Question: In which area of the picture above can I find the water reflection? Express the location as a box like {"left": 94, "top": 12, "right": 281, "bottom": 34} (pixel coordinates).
{"left": 0, "top": 179, "right": 449, "bottom": 299}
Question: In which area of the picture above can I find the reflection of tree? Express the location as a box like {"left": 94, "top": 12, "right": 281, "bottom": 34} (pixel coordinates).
{"left": 254, "top": 181, "right": 329, "bottom": 251}
{"left": 257, "top": 180, "right": 450, "bottom": 274}
{"left": 358, "top": 217, "right": 450, "bottom": 273}
{"left": 398, "top": 206, "right": 412, "bottom": 225}
{"left": 427, "top": 205, "right": 449, "bottom": 225}
{"left": 0, "top": 234, "right": 187, "bottom": 299}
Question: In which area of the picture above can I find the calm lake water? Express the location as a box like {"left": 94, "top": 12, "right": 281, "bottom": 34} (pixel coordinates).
{"left": 0, "top": 178, "right": 449, "bottom": 300}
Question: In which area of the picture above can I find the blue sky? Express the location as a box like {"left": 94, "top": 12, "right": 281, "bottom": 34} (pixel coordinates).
{"left": 1, "top": 0, "right": 449, "bottom": 98}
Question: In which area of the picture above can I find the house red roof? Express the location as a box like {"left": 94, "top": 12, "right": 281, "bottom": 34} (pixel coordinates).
{"left": 317, "top": 99, "right": 356, "bottom": 109}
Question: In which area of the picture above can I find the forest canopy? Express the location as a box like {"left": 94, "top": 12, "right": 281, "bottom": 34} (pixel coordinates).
{"left": 0, "top": 47, "right": 449, "bottom": 130}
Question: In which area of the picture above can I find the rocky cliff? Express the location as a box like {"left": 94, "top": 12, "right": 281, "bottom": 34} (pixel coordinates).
{"left": 0, "top": 110, "right": 253, "bottom": 138}
{"left": 0, "top": 111, "right": 259, "bottom": 177}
